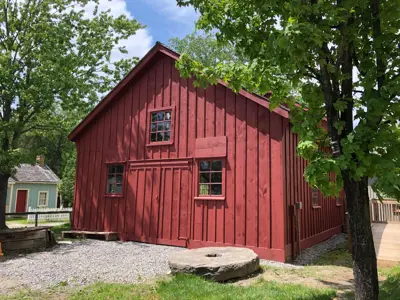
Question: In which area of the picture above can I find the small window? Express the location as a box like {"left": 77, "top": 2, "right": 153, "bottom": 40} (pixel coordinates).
{"left": 106, "top": 164, "right": 124, "bottom": 195}
{"left": 150, "top": 110, "right": 172, "bottom": 143}
{"left": 336, "top": 196, "right": 342, "bottom": 206}
{"left": 199, "top": 160, "right": 223, "bottom": 196}
{"left": 312, "top": 188, "right": 319, "bottom": 206}
{"left": 38, "top": 192, "right": 48, "bottom": 206}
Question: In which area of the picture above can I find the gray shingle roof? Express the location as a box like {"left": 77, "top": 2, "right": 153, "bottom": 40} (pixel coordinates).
{"left": 8, "top": 164, "right": 60, "bottom": 183}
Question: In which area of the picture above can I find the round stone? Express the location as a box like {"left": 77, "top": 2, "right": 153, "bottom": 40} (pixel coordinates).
{"left": 168, "top": 247, "right": 260, "bottom": 281}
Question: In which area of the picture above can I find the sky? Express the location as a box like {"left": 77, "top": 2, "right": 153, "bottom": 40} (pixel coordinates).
{"left": 82, "top": 0, "right": 199, "bottom": 62}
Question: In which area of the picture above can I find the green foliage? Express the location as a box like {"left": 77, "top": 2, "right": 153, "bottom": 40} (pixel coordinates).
{"left": 380, "top": 266, "right": 400, "bottom": 300}
{"left": 60, "top": 149, "right": 76, "bottom": 207}
{"left": 0, "top": 0, "right": 143, "bottom": 223}
{"left": 169, "top": 31, "right": 240, "bottom": 67}
{"left": 177, "top": 0, "right": 400, "bottom": 199}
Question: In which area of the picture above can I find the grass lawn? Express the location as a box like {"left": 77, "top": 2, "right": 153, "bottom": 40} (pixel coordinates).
{"left": 6, "top": 218, "right": 69, "bottom": 225}
{"left": 1, "top": 239, "right": 399, "bottom": 299}
{"left": 1, "top": 275, "right": 337, "bottom": 300}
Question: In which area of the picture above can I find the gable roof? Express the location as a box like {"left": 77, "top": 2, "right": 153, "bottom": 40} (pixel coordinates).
{"left": 68, "top": 42, "right": 289, "bottom": 142}
{"left": 9, "top": 164, "right": 60, "bottom": 184}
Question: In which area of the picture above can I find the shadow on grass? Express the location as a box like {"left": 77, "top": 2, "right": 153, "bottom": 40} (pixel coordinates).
{"left": 311, "top": 242, "right": 352, "bottom": 268}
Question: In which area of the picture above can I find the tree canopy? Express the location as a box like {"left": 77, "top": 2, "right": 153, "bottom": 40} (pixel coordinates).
{"left": 177, "top": 0, "right": 399, "bottom": 299}
{"left": 0, "top": 0, "right": 144, "bottom": 226}
{"left": 169, "top": 31, "right": 239, "bottom": 67}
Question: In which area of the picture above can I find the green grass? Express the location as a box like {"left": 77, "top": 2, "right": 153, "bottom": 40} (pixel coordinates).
{"left": 6, "top": 219, "right": 69, "bottom": 225}
{"left": 70, "top": 275, "right": 336, "bottom": 300}
{"left": 380, "top": 265, "right": 400, "bottom": 300}
{"left": 312, "top": 242, "right": 352, "bottom": 268}
{"left": 51, "top": 223, "right": 70, "bottom": 235}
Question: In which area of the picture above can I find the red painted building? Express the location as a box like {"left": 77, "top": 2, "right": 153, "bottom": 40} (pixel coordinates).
{"left": 68, "top": 43, "right": 345, "bottom": 262}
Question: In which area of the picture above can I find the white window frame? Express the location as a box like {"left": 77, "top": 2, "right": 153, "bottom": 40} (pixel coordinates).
{"left": 38, "top": 191, "right": 49, "bottom": 207}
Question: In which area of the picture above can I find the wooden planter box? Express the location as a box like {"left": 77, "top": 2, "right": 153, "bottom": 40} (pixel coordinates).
{"left": 0, "top": 226, "right": 56, "bottom": 253}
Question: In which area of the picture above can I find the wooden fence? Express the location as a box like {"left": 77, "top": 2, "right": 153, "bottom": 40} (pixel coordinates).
{"left": 370, "top": 200, "right": 400, "bottom": 263}
{"left": 26, "top": 207, "right": 72, "bottom": 222}
{"left": 370, "top": 200, "right": 400, "bottom": 223}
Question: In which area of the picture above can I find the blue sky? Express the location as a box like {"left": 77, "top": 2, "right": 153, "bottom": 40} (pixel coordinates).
{"left": 130, "top": 0, "right": 198, "bottom": 43}
{"left": 83, "top": 0, "right": 198, "bottom": 61}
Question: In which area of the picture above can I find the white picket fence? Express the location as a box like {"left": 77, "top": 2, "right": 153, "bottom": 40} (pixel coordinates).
{"left": 27, "top": 207, "right": 72, "bottom": 222}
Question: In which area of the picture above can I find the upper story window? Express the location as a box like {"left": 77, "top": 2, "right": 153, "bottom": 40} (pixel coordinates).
{"left": 199, "top": 160, "right": 223, "bottom": 196}
{"left": 312, "top": 188, "right": 320, "bottom": 207}
{"left": 150, "top": 110, "right": 172, "bottom": 143}
{"left": 106, "top": 164, "right": 124, "bottom": 195}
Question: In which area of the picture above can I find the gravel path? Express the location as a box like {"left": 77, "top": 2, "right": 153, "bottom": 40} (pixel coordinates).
{"left": 260, "top": 233, "right": 347, "bottom": 268}
{"left": 294, "top": 233, "right": 347, "bottom": 265}
{"left": 0, "top": 240, "right": 184, "bottom": 290}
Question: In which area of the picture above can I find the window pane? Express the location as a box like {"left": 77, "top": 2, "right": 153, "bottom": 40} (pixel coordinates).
{"left": 211, "top": 172, "right": 222, "bottom": 183}
{"left": 164, "top": 131, "right": 170, "bottom": 141}
{"left": 164, "top": 121, "right": 171, "bottom": 130}
{"left": 157, "top": 132, "right": 164, "bottom": 141}
{"left": 211, "top": 160, "right": 222, "bottom": 171}
{"left": 107, "top": 183, "right": 114, "bottom": 194}
{"left": 151, "top": 123, "right": 157, "bottom": 132}
{"left": 107, "top": 175, "right": 114, "bottom": 184}
{"left": 165, "top": 111, "right": 171, "bottom": 120}
{"left": 151, "top": 133, "right": 157, "bottom": 142}
{"left": 157, "top": 112, "right": 164, "bottom": 121}
{"left": 200, "top": 161, "right": 210, "bottom": 171}
{"left": 116, "top": 174, "right": 123, "bottom": 184}
{"left": 157, "top": 122, "right": 165, "bottom": 131}
{"left": 108, "top": 165, "right": 115, "bottom": 173}
{"left": 211, "top": 184, "right": 222, "bottom": 195}
{"left": 200, "top": 173, "right": 210, "bottom": 183}
{"left": 115, "top": 165, "right": 124, "bottom": 173}
{"left": 151, "top": 112, "right": 157, "bottom": 122}
{"left": 115, "top": 184, "right": 123, "bottom": 194}
{"left": 199, "top": 184, "right": 209, "bottom": 195}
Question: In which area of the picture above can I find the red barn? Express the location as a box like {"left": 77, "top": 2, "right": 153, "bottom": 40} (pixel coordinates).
{"left": 68, "top": 43, "right": 345, "bottom": 262}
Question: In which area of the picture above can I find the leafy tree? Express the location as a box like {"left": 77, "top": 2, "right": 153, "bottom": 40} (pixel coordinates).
{"left": 0, "top": 0, "right": 143, "bottom": 229}
{"left": 169, "top": 31, "right": 239, "bottom": 67}
{"left": 177, "top": 0, "right": 400, "bottom": 299}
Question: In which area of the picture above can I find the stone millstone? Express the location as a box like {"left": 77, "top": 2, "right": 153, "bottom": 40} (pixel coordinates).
{"left": 168, "top": 247, "right": 260, "bottom": 281}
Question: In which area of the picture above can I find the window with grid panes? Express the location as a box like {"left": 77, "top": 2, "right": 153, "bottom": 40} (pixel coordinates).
{"left": 38, "top": 192, "right": 48, "bottom": 206}
{"left": 150, "top": 110, "right": 172, "bottom": 143}
{"left": 106, "top": 165, "right": 124, "bottom": 194}
{"left": 312, "top": 188, "right": 319, "bottom": 206}
{"left": 199, "top": 160, "right": 223, "bottom": 196}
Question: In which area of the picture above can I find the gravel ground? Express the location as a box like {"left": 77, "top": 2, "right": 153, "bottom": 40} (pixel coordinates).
{"left": 294, "top": 233, "right": 347, "bottom": 265}
{"left": 0, "top": 240, "right": 184, "bottom": 290}
{"left": 260, "top": 233, "right": 347, "bottom": 268}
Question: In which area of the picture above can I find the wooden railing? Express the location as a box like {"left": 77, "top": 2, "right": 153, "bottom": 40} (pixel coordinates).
{"left": 370, "top": 200, "right": 400, "bottom": 223}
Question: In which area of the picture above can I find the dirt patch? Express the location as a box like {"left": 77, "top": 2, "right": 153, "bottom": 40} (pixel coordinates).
{"left": 0, "top": 276, "right": 26, "bottom": 295}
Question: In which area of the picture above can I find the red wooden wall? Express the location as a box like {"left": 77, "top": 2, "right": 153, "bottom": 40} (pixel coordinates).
{"left": 72, "top": 51, "right": 288, "bottom": 261}
{"left": 283, "top": 126, "right": 345, "bottom": 259}
{"left": 72, "top": 47, "right": 344, "bottom": 262}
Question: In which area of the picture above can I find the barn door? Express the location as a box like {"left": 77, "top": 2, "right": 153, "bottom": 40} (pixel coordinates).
{"left": 157, "top": 161, "right": 192, "bottom": 246}
{"left": 126, "top": 166, "right": 162, "bottom": 243}
{"left": 127, "top": 159, "right": 192, "bottom": 247}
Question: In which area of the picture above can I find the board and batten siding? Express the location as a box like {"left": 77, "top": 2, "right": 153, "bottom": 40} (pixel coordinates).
{"left": 73, "top": 52, "right": 288, "bottom": 261}
{"left": 7, "top": 183, "right": 58, "bottom": 213}
{"left": 283, "top": 126, "right": 345, "bottom": 257}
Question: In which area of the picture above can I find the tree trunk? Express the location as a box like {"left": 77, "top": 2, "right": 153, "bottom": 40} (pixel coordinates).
{"left": 0, "top": 173, "right": 10, "bottom": 230}
{"left": 342, "top": 173, "right": 379, "bottom": 300}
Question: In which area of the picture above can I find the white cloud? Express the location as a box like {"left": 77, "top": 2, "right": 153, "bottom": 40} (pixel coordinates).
{"left": 143, "top": 0, "right": 198, "bottom": 26}
{"left": 80, "top": 0, "right": 153, "bottom": 60}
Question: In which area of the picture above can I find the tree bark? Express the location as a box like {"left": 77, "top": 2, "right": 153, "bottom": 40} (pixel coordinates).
{"left": 0, "top": 173, "right": 10, "bottom": 230}
{"left": 342, "top": 173, "right": 379, "bottom": 300}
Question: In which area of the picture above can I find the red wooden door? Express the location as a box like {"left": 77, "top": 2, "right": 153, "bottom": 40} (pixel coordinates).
{"left": 16, "top": 190, "right": 28, "bottom": 213}
{"left": 127, "top": 159, "right": 192, "bottom": 247}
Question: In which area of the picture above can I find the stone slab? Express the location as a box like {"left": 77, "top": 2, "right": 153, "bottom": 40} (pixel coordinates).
{"left": 169, "top": 247, "right": 260, "bottom": 281}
